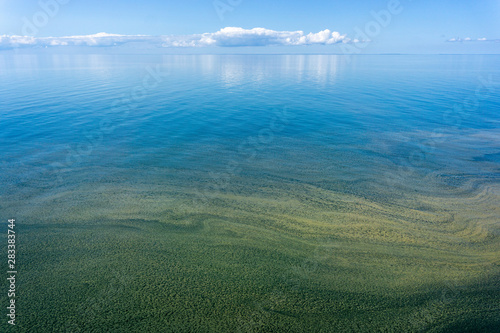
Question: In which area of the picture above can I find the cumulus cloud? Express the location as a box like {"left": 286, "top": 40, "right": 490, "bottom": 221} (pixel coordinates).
{"left": 447, "top": 37, "right": 500, "bottom": 42}
{"left": 0, "top": 27, "right": 361, "bottom": 50}
{"left": 186, "top": 27, "right": 348, "bottom": 47}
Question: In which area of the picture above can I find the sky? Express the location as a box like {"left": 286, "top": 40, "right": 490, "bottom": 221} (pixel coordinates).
{"left": 0, "top": 0, "right": 499, "bottom": 53}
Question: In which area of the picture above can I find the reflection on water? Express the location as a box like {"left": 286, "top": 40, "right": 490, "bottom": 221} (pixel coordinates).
{"left": 1, "top": 54, "right": 499, "bottom": 207}
{"left": 217, "top": 54, "right": 340, "bottom": 86}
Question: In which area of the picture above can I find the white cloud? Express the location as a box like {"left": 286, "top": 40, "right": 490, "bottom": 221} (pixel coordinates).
{"left": 187, "top": 27, "right": 348, "bottom": 47}
{"left": 447, "top": 37, "right": 499, "bottom": 42}
{"left": 0, "top": 27, "right": 361, "bottom": 50}
{"left": 0, "top": 32, "right": 152, "bottom": 49}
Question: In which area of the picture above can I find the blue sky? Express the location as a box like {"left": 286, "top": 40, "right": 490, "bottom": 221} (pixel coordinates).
{"left": 1, "top": 0, "right": 499, "bottom": 53}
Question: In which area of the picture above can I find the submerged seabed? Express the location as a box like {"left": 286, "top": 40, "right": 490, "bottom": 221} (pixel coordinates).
{"left": 1, "top": 54, "right": 499, "bottom": 332}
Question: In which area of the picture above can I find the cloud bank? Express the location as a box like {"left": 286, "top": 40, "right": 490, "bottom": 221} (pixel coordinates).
{"left": 0, "top": 27, "right": 361, "bottom": 50}
{"left": 185, "top": 27, "right": 348, "bottom": 47}
{"left": 447, "top": 37, "right": 500, "bottom": 42}
{"left": 0, "top": 32, "right": 157, "bottom": 49}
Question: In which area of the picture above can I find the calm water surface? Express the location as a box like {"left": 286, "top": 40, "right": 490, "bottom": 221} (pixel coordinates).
{"left": 0, "top": 54, "right": 499, "bottom": 331}
{"left": 1, "top": 55, "right": 499, "bottom": 205}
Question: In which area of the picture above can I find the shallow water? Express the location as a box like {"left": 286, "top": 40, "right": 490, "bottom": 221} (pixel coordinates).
{"left": 1, "top": 54, "right": 499, "bottom": 331}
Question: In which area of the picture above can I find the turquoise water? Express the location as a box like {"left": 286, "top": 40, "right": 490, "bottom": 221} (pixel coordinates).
{"left": 1, "top": 54, "right": 499, "bottom": 331}
{"left": 1, "top": 55, "right": 499, "bottom": 204}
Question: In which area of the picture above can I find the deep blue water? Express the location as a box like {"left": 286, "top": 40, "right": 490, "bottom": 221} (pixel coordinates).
{"left": 1, "top": 54, "right": 499, "bottom": 218}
